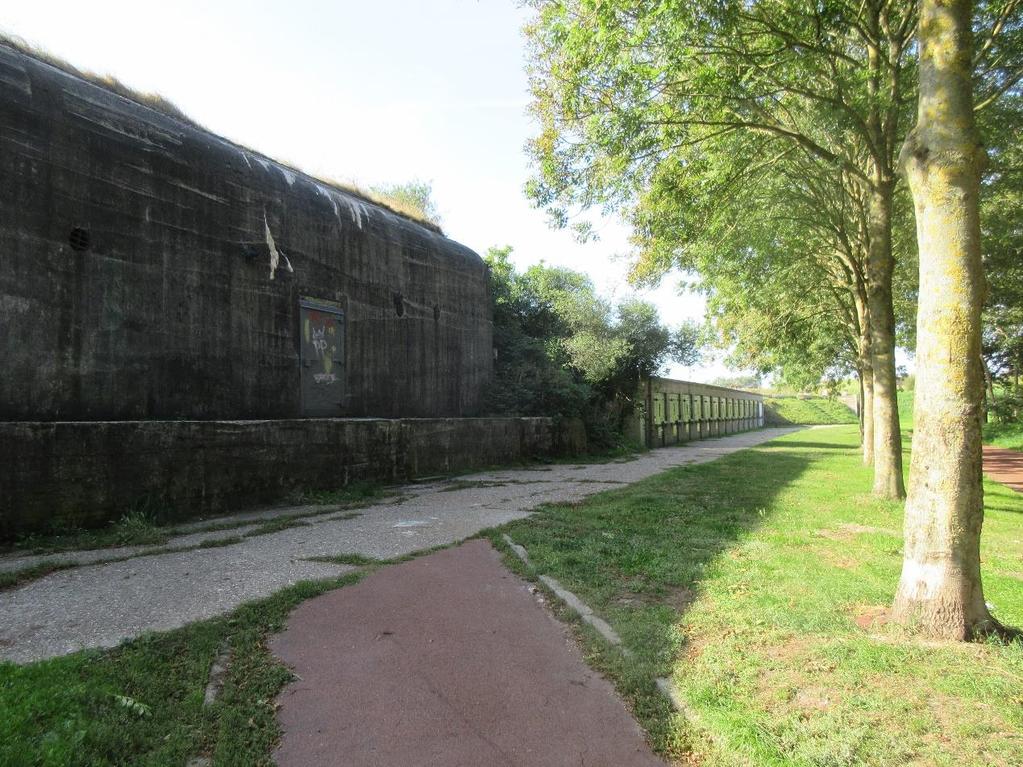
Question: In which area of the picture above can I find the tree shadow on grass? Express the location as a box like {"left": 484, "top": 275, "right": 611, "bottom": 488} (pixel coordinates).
{"left": 496, "top": 439, "right": 822, "bottom": 751}
{"left": 766, "top": 440, "right": 856, "bottom": 451}
{"left": 500, "top": 437, "right": 820, "bottom": 633}
{"left": 985, "top": 503, "right": 1023, "bottom": 515}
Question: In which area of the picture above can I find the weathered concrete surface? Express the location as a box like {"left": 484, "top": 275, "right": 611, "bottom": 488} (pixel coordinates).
{"left": 0, "top": 43, "right": 491, "bottom": 423}
{"left": 627, "top": 376, "right": 764, "bottom": 447}
{"left": 271, "top": 540, "right": 664, "bottom": 767}
{"left": 0, "top": 416, "right": 563, "bottom": 538}
{"left": 983, "top": 445, "right": 1023, "bottom": 494}
{"left": 0, "top": 428, "right": 797, "bottom": 664}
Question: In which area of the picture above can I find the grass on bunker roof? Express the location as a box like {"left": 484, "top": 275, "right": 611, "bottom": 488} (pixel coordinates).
{"left": 496, "top": 425, "right": 1023, "bottom": 766}
{"left": 0, "top": 32, "right": 443, "bottom": 233}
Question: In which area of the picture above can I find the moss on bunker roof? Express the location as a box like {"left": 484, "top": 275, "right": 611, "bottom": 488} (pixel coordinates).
{"left": 0, "top": 33, "right": 443, "bottom": 234}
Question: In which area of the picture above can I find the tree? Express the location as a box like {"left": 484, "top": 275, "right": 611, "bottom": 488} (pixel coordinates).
{"left": 371, "top": 179, "right": 442, "bottom": 226}
{"left": 483, "top": 246, "right": 699, "bottom": 443}
{"left": 979, "top": 74, "right": 1023, "bottom": 418}
{"left": 526, "top": 0, "right": 916, "bottom": 498}
{"left": 892, "top": 0, "right": 998, "bottom": 639}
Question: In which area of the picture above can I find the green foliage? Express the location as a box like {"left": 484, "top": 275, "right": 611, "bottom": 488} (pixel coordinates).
{"left": 989, "top": 391, "right": 1023, "bottom": 425}
{"left": 762, "top": 396, "right": 857, "bottom": 425}
{"left": 369, "top": 179, "right": 442, "bottom": 226}
{"left": 524, "top": 1, "right": 1021, "bottom": 392}
{"left": 483, "top": 246, "right": 699, "bottom": 444}
{"left": 524, "top": 0, "right": 923, "bottom": 387}
{"left": 498, "top": 426, "right": 1023, "bottom": 764}
{"left": 983, "top": 421, "right": 1023, "bottom": 451}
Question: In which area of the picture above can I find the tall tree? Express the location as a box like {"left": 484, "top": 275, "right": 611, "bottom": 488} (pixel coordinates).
{"left": 892, "top": 0, "right": 996, "bottom": 638}
{"left": 526, "top": 0, "right": 916, "bottom": 497}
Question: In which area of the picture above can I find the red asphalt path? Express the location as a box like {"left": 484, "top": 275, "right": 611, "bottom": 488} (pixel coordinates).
{"left": 271, "top": 539, "right": 664, "bottom": 767}
{"left": 984, "top": 445, "right": 1023, "bottom": 493}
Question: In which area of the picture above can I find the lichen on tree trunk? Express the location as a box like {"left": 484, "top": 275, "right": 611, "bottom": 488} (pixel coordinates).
{"left": 892, "top": 0, "right": 994, "bottom": 639}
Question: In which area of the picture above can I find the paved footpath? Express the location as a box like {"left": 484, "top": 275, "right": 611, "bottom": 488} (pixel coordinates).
{"left": 0, "top": 428, "right": 796, "bottom": 664}
{"left": 272, "top": 539, "right": 665, "bottom": 767}
{"left": 984, "top": 445, "right": 1023, "bottom": 493}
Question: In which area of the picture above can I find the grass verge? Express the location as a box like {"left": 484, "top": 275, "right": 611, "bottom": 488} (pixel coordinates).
{"left": 984, "top": 421, "right": 1023, "bottom": 452}
{"left": 0, "top": 537, "right": 469, "bottom": 765}
{"left": 497, "top": 425, "right": 1023, "bottom": 766}
{"left": 763, "top": 396, "right": 858, "bottom": 426}
{"left": 0, "top": 573, "right": 363, "bottom": 766}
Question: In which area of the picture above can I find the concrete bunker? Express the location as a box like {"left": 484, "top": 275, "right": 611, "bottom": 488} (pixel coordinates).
{"left": 0, "top": 42, "right": 492, "bottom": 422}
{"left": 0, "top": 42, "right": 572, "bottom": 538}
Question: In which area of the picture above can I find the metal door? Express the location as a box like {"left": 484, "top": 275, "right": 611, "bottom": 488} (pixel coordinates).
{"left": 300, "top": 298, "right": 345, "bottom": 416}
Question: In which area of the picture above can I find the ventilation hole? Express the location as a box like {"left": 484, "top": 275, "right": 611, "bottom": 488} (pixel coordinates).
{"left": 393, "top": 292, "right": 405, "bottom": 317}
{"left": 433, "top": 305, "right": 440, "bottom": 322}
{"left": 69, "top": 228, "right": 91, "bottom": 252}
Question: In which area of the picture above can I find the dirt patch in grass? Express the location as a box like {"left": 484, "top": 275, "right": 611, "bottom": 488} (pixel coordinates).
{"left": 615, "top": 585, "right": 697, "bottom": 611}
{"left": 816, "top": 522, "right": 896, "bottom": 541}
{"left": 851, "top": 604, "right": 891, "bottom": 630}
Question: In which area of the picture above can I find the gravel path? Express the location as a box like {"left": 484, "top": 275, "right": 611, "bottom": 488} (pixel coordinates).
{"left": 0, "top": 428, "right": 797, "bottom": 663}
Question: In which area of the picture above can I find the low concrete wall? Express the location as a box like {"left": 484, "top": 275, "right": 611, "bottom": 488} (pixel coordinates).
{"left": 625, "top": 377, "right": 764, "bottom": 448}
{"left": 0, "top": 417, "right": 566, "bottom": 539}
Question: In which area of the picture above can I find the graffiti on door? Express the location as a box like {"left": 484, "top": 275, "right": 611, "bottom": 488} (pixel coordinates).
{"left": 299, "top": 298, "right": 345, "bottom": 415}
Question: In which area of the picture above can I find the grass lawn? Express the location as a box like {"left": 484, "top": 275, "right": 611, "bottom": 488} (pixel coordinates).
{"left": 984, "top": 422, "right": 1023, "bottom": 452}
{"left": 763, "top": 396, "right": 858, "bottom": 426}
{"left": 0, "top": 573, "right": 362, "bottom": 767}
{"left": 901, "top": 388, "right": 1023, "bottom": 451}
{"left": 498, "top": 425, "right": 1023, "bottom": 766}
{"left": 3, "top": 426, "right": 1020, "bottom": 765}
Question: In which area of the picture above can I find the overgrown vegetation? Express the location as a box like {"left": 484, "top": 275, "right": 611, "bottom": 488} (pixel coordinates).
{"left": 483, "top": 245, "right": 700, "bottom": 447}
{"left": 762, "top": 396, "right": 858, "bottom": 426}
{"left": 497, "top": 426, "right": 1023, "bottom": 765}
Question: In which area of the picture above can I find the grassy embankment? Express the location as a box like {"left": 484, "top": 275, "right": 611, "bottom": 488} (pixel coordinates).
{"left": 498, "top": 425, "right": 1022, "bottom": 766}
{"left": 900, "top": 388, "right": 1023, "bottom": 451}
{"left": 762, "top": 395, "right": 858, "bottom": 425}
{"left": 2, "top": 426, "right": 1021, "bottom": 765}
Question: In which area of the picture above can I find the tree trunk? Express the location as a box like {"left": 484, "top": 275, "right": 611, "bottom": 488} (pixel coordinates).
{"left": 866, "top": 181, "right": 905, "bottom": 497}
{"left": 861, "top": 358, "right": 876, "bottom": 467}
{"left": 981, "top": 355, "right": 993, "bottom": 423}
{"left": 855, "top": 292, "right": 875, "bottom": 466}
{"left": 892, "top": 0, "right": 994, "bottom": 639}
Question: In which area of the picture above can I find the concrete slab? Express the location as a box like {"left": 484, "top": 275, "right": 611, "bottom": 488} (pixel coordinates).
{"left": 271, "top": 539, "right": 664, "bottom": 767}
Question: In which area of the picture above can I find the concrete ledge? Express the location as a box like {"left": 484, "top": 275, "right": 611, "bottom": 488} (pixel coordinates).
{"left": 0, "top": 417, "right": 570, "bottom": 539}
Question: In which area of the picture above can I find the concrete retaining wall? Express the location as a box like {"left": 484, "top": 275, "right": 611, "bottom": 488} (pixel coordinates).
{"left": 0, "top": 417, "right": 564, "bottom": 539}
{"left": 626, "top": 377, "right": 764, "bottom": 447}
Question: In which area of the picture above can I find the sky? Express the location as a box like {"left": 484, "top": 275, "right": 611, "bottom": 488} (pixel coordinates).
{"left": 3, "top": 0, "right": 756, "bottom": 382}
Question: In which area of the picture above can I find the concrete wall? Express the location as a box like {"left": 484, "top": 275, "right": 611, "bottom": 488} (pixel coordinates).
{"left": 0, "top": 44, "right": 492, "bottom": 421}
{"left": 0, "top": 417, "right": 564, "bottom": 539}
{"left": 625, "top": 377, "right": 763, "bottom": 447}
